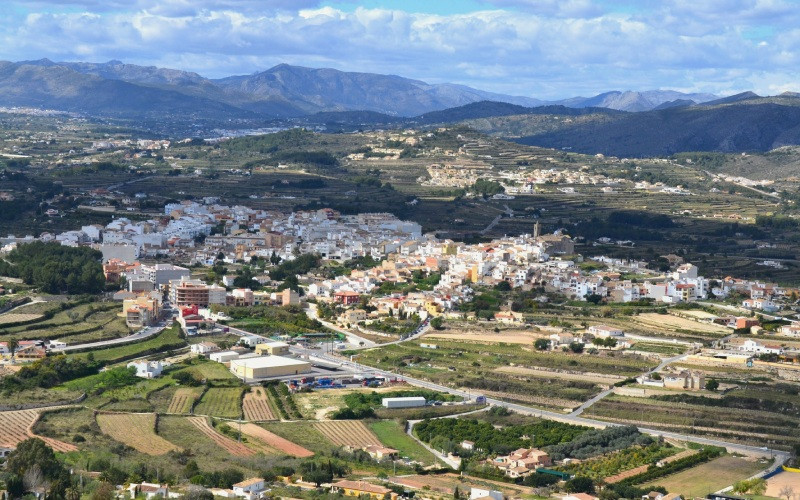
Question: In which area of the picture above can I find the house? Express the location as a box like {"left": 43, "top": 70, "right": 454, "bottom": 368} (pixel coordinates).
{"left": 331, "top": 480, "right": 397, "bottom": 500}
{"left": 128, "top": 483, "right": 169, "bottom": 500}
{"left": 127, "top": 360, "right": 164, "bottom": 379}
{"left": 642, "top": 492, "right": 682, "bottom": 500}
{"left": 564, "top": 494, "right": 600, "bottom": 500}
{"left": 494, "top": 311, "right": 524, "bottom": 324}
{"left": 492, "top": 448, "right": 552, "bottom": 477}
{"left": 662, "top": 370, "right": 705, "bottom": 390}
{"left": 362, "top": 445, "right": 399, "bottom": 460}
{"left": 340, "top": 308, "right": 367, "bottom": 325}
{"left": 333, "top": 290, "right": 361, "bottom": 305}
{"left": 191, "top": 342, "right": 218, "bottom": 355}
{"left": 470, "top": 488, "right": 503, "bottom": 500}
{"left": 587, "top": 325, "right": 623, "bottom": 338}
{"left": 255, "top": 341, "right": 291, "bottom": 356}
{"left": 461, "top": 440, "right": 475, "bottom": 451}
{"left": 231, "top": 478, "right": 266, "bottom": 499}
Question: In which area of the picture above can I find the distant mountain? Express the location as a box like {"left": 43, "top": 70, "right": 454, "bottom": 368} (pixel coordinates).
{"left": 213, "top": 63, "right": 543, "bottom": 116}
{"left": 0, "top": 58, "right": 728, "bottom": 122}
{"left": 555, "top": 90, "right": 717, "bottom": 112}
{"left": 652, "top": 99, "right": 696, "bottom": 110}
{"left": 0, "top": 60, "right": 254, "bottom": 119}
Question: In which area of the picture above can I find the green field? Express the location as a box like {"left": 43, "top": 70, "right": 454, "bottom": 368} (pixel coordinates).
{"left": 369, "top": 420, "right": 436, "bottom": 465}
{"left": 640, "top": 455, "right": 769, "bottom": 497}
{"left": 193, "top": 387, "right": 245, "bottom": 419}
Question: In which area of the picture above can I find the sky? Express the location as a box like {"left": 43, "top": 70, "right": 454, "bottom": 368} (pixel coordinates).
{"left": 0, "top": 0, "right": 798, "bottom": 99}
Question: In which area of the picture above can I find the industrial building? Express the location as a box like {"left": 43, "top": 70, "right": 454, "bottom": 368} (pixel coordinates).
{"left": 229, "top": 356, "right": 311, "bottom": 380}
{"left": 381, "top": 396, "right": 426, "bottom": 408}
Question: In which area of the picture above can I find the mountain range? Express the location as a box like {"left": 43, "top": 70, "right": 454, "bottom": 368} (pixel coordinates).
{"left": 0, "top": 59, "right": 718, "bottom": 119}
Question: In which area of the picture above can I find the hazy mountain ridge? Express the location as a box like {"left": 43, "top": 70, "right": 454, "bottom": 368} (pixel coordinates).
{"left": 0, "top": 59, "right": 718, "bottom": 119}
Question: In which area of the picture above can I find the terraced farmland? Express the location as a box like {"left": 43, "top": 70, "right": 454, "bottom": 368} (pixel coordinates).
{"left": 96, "top": 412, "right": 180, "bottom": 455}
{"left": 193, "top": 387, "right": 244, "bottom": 419}
{"left": 240, "top": 423, "right": 314, "bottom": 457}
{"left": 243, "top": 387, "right": 277, "bottom": 421}
{"left": 314, "top": 420, "right": 382, "bottom": 448}
{"left": 186, "top": 416, "right": 254, "bottom": 457}
{"left": 167, "top": 388, "right": 202, "bottom": 414}
{"left": 0, "top": 409, "right": 77, "bottom": 452}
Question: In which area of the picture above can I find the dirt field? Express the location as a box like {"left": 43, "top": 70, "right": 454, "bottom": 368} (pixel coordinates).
{"left": 186, "top": 416, "right": 254, "bottom": 457}
{"left": 0, "top": 408, "right": 77, "bottom": 452}
{"left": 765, "top": 470, "right": 800, "bottom": 498}
{"left": 0, "top": 312, "right": 43, "bottom": 325}
{"left": 495, "top": 366, "right": 624, "bottom": 385}
{"left": 293, "top": 386, "right": 402, "bottom": 420}
{"left": 389, "top": 473, "right": 535, "bottom": 498}
{"left": 640, "top": 455, "right": 768, "bottom": 497}
{"left": 634, "top": 313, "right": 730, "bottom": 334}
{"left": 314, "top": 420, "right": 382, "bottom": 448}
{"left": 424, "top": 331, "right": 544, "bottom": 345}
{"left": 242, "top": 387, "right": 277, "bottom": 421}
{"left": 677, "top": 310, "right": 721, "bottom": 320}
{"left": 96, "top": 413, "right": 180, "bottom": 455}
{"left": 240, "top": 423, "right": 314, "bottom": 457}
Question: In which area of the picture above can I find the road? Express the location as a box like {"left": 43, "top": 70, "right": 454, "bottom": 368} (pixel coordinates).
{"left": 306, "top": 303, "right": 377, "bottom": 348}
{"left": 51, "top": 321, "right": 169, "bottom": 353}
{"left": 301, "top": 349, "right": 789, "bottom": 466}
{"left": 569, "top": 353, "right": 689, "bottom": 416}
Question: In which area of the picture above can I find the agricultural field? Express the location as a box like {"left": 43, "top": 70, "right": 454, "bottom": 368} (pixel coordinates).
{"left": 262, "top": 421, "right": 336, "bottom": 454}
{"left": 95, "top": 412, "right": 180, "bottom": 455}
{"left": 167, "top": 388, "right": 203, "bottom": 414}
{"left": 0, "top": 300, "right": 129, "bottom": 343}
{"left": 193, "top": 387, "right": 245, "bottom": 419}
{"left": 639, "top": 455, "right": 769, "bottom": 497}
{"left": 558, "top": 443, "right": 681, "bottom": 481}
{"left": 186, "top": 416, "right": 254, "bottom": 457}
{"left": 314, "top": 420, "right": 382, "bottom": 448}
{"left": 584, "top": 392, "right": 800, "bottom": 450}
{"left": 242, "top": 387, "right": 277, "bottom": 421}
{"left": 0, "top": 408, "right": 77, "bottom": 452}
{"left": 355, "top": 340, "right": 655, "bottom": 410}
{"left": 293, "top": 386, "right": 401, "bottom": 420}
{"left": 239, "top": 423, "right": 314, "bottom": 457}
{"left": 184, "top": 360, "right": 237, "bottom": 381}
{"left": 389, "top": 472, "right": 536, "bottom": 498}
{"left": 370, "top": 420, "right": 437, "bottom": 465}
{"left": 632, "top": 312, "right": 730, "bottom": 336}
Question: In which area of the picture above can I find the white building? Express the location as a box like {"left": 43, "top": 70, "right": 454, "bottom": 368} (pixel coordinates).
{"left": 127, "top": 361, "right": 163, "bottom": 378}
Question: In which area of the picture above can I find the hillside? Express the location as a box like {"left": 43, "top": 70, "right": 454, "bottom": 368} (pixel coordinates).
{"left": 504, "top": 98, "right": 800, "bottom": 156}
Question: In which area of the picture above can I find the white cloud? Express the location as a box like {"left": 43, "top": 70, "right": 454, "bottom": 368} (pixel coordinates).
{"left": 0, "top": 0, "right": 796, "bottom": 99}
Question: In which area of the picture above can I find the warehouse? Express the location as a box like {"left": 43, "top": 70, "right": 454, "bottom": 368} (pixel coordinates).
{"left": 229, "top": 356, "right": 311, "bottom": 380}
{"left": 382, "top": 396, "right": 427, "bottom": 408}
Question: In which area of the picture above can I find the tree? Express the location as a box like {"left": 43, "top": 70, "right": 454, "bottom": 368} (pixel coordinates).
{"left": 568, "top": 341, "right": 585, "bottom": 353}
{"left": 430, "top": 316, "right": 444, "bottom": 330}
{"left": 184, "top": 485, "right": 214, "bottom": 500}
{"left": 66, "top": 486, "right": 82, "bottom": 500}
{"left": 705, "top": 379, "right": 719, "bottom": 391}
{"left": 91, "top": 482, "right": 115, "bottom": 500}
{"left": 779, "top": 485, "right": 794, "bottom": 500}
{"left": 23, "top": 464, "right": 48, "bottom": 497}
{"left": 534, "top": 339, "right": 550, "bottom": 350}
{"left": 7, "top": 338, "right": 18, "bottom": 358}
{"left": 565, "top": 476, "right": 595, "bottom": 493}
{"left": 7, "top": 438, "right": 63, "bottom": 480}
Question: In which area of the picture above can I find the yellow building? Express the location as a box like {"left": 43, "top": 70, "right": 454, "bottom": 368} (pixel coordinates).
{"left": 331, "top": 480, "right": 397, "bottom": 500}
{"left": 229, "top": 356, "right": 310, "bottom": 380}
{"left": 255, "top": 341, "right": 291, "bottom": 356}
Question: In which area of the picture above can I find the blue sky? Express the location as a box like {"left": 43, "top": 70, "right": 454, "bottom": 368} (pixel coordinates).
{"left": 0, "top": 0, "right": 798, "bottom": 99}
